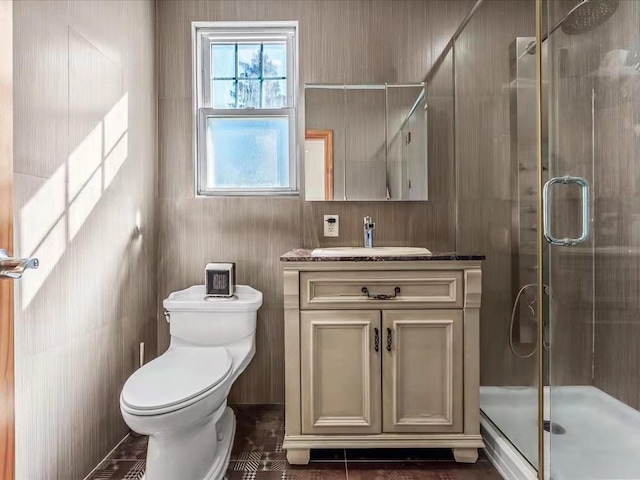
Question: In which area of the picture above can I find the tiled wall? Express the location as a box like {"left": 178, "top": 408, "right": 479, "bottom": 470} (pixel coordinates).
{"left": 156, "top": 0, "right": 473, "bottom": 403}
{"left": 459, "top": 0, "right": 640, "bottom": 407}
{"left": 454, "top": 0, "right": 536, "bottom": 386}
{"left": 547, "top": 0, "right": 640, "bottom": 408}
{"left": 12, "top": 1, "right": 157, "bottom": 478}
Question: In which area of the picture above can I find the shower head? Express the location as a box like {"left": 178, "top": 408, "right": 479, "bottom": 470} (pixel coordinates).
{"left": 520, "top": 0, "right": 619, "bottom": 57}
{"left": 560, "top": 0, "right": 619, "bottom": 35}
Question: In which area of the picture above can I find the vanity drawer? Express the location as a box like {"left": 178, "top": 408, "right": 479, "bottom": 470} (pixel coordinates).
{"left": 300, "top": 270, "right": 463, "bottom": 310}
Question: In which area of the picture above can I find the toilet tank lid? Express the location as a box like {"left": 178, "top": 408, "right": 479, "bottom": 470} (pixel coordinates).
{"left": 163, "top": 285, "right": 263, "bottom": 312}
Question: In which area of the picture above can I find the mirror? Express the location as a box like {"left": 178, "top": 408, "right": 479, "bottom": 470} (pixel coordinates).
{"left": 304, "top": 84, "right": 428, "bottom": 201}
{"left": 304, "top": 130, "right": 333, "bottom": 200}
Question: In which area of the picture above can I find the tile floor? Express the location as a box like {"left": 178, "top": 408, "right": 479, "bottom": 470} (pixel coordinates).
{"left": 88, "top": 405, "right": 503, "bottom": 480}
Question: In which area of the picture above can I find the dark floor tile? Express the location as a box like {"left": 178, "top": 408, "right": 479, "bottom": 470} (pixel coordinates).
{"left": 231, "top": 404, "right": 287, "bottom": 464}
{"left": 347, "top": 465, "right": 502, "bottom": 480}
{"left": 226, "top": 464, "right": 347, "bottom": 480}
{"left": 86, "top": 460, "right": 145, "bottom": 480}
{"left": 230, "top": 458, "right": 347, "bottom": 476}
{"left": 110, "top": 434, "right": 148, "bottom": 460}
{"left": 347, "top": 468, "right": 453, "bottom": 480}
{"left": 88, "top": 405, "right": 501, "bottom": 480}
{"left": 346, "top": 460, "right": 503, "bottom": 480}
{"left": 226, "top": 471, "right": 284, "bottom": 480}
{"left": 283, "top": 467, "right": 348, "bottom": 480}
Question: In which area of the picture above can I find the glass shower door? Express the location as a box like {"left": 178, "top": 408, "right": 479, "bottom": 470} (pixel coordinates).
{"left": 544, "top": 1, "right": 640, "bottom": 478}
{"left": 454, "top": 0, "right": 540, "bottom": 474}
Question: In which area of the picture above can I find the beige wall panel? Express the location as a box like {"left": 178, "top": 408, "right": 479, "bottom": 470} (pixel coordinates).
{"left": 582, "top": 0, "right": 640, "bottom": 409}
{"left": 454, "top": 0, "right": 536, "bottom": 387}
{"left": 156, "top": 0, "right": 475, "bottom": 403}
{"left": 158, "top": 196, "right": 300, "bottom": 403}
{"left": 13, "top": 1, "right": 157, "bottom": 478}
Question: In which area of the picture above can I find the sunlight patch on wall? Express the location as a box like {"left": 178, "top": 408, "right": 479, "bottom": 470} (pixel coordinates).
{"left": 104, "top": 132, "right": 128, "bottom": 187}
{"left": 20, "top": 164, "right": 66, "bottom": 257}
{"left": 20, "top": 93, "right": 129, "bottom": 308}
{"left": 68, "top": 123, "right": 102, "bottom": 201}
{"left": 69, "top": 167, "right": 102, "bottom": 241}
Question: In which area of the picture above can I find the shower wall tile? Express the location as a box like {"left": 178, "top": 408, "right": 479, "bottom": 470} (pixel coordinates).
{"left": 456, "top": 199, "right": 538, "bottom": 385}
{"left": 454, "top": 0, "right": 536, "bottom": 387}
{"left": 455, "top": 94, "right": 512, "bottom": 201}
{"left": 13, "top": 1, "right": 157, "bottom": 478}
{"left": 592, "top": 242, "right": 640, "bottom": 409}
{"left": 516, "top": 0, "right": 640, "bottom": 408}
{"left": 545, "top": 0, "right": 640, "bottom": 408}
{"left": 588, "top": 0, "right": 640, "bottom": 411}
{"left": 156, "top": 0, "right": 474, "bottom": 404}
{"left": 548, "top": 249, "right": 595, "bottom": 386}
{"left": 454, "top": 0, "right": 535, "bottom": 99}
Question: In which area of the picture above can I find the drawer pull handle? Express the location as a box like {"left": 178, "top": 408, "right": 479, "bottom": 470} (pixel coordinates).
{"left": 374, "top": 327, "right": 379, "bottom": 352}
{"left": 386, "top": 328, "right": 393, "bottom": 351}
{"left": 361, "top": 286, "right": 401, "bottom": 300}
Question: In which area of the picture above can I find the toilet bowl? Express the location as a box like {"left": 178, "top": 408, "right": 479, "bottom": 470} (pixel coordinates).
{"left": 120, "top": 285, "right": 263, "bottom": 480}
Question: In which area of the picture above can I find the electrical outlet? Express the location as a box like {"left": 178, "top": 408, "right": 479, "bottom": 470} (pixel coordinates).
{"left": 324, "top": 215, "right": 339, "bottom": 237}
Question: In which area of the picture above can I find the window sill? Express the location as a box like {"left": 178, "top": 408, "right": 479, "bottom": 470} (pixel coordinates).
{"left": 195, "top": 190, "right": 300, "bottom": 198}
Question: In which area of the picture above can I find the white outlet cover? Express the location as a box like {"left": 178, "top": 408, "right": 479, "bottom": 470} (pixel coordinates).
{"left": 324, "top": 215, "right": 339, "bottom": 237}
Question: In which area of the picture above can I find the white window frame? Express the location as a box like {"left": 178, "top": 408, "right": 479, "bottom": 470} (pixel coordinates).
{"left": 192, "top": 21, "right": 300, "bottom": 196}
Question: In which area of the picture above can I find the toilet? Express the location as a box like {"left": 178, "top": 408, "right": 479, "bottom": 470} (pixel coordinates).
{"left": 120, "top": 284, "right": 263, "bottom": 480}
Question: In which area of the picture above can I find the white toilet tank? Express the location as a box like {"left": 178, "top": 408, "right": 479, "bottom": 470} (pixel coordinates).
{"left": 163, "top": 285, "right": 263, "bottom": 346}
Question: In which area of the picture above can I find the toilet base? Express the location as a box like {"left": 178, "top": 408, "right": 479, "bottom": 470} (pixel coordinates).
{"left": 141, "top": 407, "right": 236, "bottom": 480}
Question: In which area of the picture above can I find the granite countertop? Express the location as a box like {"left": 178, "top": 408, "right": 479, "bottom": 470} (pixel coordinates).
{"left": 280, "top": 248, "right": 486, "bottom": 262}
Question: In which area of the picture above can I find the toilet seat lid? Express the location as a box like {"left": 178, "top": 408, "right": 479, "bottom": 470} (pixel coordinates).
{"left": 121, "top": 347, "right": 232, "bottom": 412}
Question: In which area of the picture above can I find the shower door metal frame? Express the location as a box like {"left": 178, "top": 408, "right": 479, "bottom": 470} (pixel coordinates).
{"left": 534, "top": 0, "right": 545, "bottom": 479}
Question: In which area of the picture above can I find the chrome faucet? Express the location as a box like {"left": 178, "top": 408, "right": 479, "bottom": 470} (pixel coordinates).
{"left": 363, "top": 216, "right": 375, "bottom": 248}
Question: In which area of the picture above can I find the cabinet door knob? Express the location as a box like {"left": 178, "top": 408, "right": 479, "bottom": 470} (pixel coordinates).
{"left": 386, "top": 328, "right": 393, "bottom": 351}
{"left": 374, "top": 327, "right": 379, "bottom": 352}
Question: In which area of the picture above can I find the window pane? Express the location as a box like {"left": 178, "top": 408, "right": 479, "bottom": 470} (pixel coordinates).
{"left": 263, "top": 43, "right": 286, "bottom": 78}
{"left": 237, "top": 80, "right": 261, "bottom": 108}
{"left": 237, "top": 44, "right": 261, "bottom": 78}
{"left": 212, "top": 80, "right": 236, "bottom": 108}
{"left": 211, "top": 44, "right": 236, "bottom": 78}
{"left": 262, "top": 80, "right": 287, "bottom": 108}
{"left": 205, "top": 116, "right": 290, "bottom": 189}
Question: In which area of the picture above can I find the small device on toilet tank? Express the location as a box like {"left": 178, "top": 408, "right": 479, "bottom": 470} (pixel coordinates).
{"left": 205, "top": 263, "right": 235, "bottom": 297}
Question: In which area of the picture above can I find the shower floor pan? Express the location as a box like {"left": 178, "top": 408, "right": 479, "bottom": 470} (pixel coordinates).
{"left": 481, "top": 386, "right": 640, "bottom": 480}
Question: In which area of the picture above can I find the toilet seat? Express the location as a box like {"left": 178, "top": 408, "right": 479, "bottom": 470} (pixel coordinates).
{"left": 121, "top": 347, "right": 232, "bottom": 415}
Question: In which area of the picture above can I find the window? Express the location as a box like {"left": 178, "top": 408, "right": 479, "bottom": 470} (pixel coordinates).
{"left": 193, "top": 22, "right": 299, "bottom": 195}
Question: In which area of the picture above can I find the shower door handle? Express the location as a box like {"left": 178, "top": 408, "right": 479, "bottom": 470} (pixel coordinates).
{"left": 543, "top": 176, "right": 590, "bottom": 246}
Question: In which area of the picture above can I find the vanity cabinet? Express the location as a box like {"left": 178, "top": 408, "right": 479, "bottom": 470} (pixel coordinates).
{"left": 281, "top": 251, "right": 484, "bottom": 466}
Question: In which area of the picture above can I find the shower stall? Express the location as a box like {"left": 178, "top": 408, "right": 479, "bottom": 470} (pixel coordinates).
{"left": 429, "top": 0, "right": 640, "bottom": 478}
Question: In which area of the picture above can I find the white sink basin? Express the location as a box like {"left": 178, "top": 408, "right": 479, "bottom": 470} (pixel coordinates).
{"left": 311, "top": 246, "right": 432, "bottom": 257}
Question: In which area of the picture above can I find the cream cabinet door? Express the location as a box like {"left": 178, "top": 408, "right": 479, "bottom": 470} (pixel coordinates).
{"left": 301, "top": 310, "right": 381, "bottom": 434}
{"left": 382, "top": 310, "right": 463, "bottom": 433}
